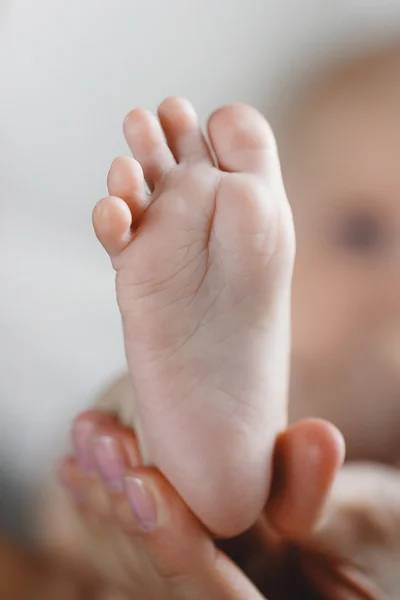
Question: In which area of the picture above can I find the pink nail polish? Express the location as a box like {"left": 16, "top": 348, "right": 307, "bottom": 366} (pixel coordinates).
{"left": 72, "top": 420, "right": 96, "bottom": 473}
{"left": 125, "top": 476, "right": 157, "bottom": 531}
{"left": 92, "top": 436, "right": 127, "bottom": 490}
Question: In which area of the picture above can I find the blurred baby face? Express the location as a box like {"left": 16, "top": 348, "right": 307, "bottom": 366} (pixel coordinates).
{"left": 283, "top": 72, "right": 400, "bottom": 460}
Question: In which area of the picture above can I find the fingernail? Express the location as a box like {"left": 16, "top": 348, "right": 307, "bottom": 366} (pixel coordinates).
{"left": 72, "top": 420, "right": 96, "bottom": 473}
{"left": 92, "top": 436, "right": 127, "bottom": 491}
{"left": 125, "top": 476, "right": 157, "bottom": 531}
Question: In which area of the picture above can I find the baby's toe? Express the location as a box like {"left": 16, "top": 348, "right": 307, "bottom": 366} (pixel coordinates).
{"left": 123, "top": 108, "right": 175, "bottom": 191}
{"left": 208, "top": 104, "right": 280, "bottom": 183}
{"left": 92, "top": 196, "right": 132, "bottom": 258}
{"left": 158, "top": 97, "right": 212, "bottom": 164}
{"left": 107, "top": 156, "right": 149, "bottom": 222}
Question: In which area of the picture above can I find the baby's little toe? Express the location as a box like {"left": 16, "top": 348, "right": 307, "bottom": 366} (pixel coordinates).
{"left": 92, "top": 196, "right": 132, "bottom": 258}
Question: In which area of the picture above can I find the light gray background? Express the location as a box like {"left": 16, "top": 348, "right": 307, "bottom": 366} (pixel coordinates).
{"left": 1, "top": 0, "right": 400, "bottom": 500}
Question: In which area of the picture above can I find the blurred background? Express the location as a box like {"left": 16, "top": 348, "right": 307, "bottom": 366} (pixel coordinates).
{"left": 1, "top": 0, "right": 400, "bottom": 533}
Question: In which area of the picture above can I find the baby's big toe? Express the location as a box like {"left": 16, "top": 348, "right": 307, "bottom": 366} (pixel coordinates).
{"left": 207, "top": 104, "right": 280, "bottom": 183}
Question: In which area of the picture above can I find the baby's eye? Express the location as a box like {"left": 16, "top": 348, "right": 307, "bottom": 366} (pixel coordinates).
{"left": 335, "top": 211, "right": 384, "bottom": 253}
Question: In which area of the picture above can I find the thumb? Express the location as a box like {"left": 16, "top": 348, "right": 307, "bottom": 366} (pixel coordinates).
{"left": 265, "top": 418, "right": 345, "bottom": 541}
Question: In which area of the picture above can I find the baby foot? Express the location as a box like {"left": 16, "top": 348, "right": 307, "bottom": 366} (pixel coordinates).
{"left": 93, "top": 98, "right": 295, "bottom": 536}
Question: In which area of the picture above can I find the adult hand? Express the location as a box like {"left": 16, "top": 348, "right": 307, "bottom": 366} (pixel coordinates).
{"left": 58, "top": 411, "right": 344, "bottom": 599}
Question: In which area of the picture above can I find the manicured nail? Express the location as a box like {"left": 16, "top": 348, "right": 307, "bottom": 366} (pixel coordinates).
{"left": 125, "top": 476, "right": 157, "bottom": 531}
{"left": 72, "top": 419, "right": 96, "bottom": 473}
{"left": 92, "top": 436, "right": 127, "bottom": 490}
